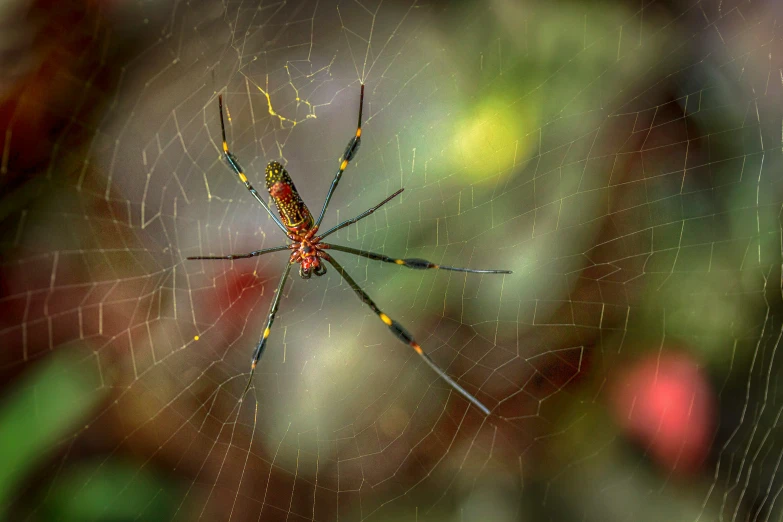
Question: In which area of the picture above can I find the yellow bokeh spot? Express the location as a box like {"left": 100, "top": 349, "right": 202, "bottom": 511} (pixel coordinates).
{"left": 379, "top": 313, "right": 392, "bottom": 326}
{"left": 194, "top": 335, "right": 200, "bottom": 341}
{"left": 450, "top": 97, "right": 536, "bottom": 183}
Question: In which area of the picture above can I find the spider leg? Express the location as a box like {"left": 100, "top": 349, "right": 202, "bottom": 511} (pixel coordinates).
{"left": 314, "top": 83, "right": 365, "bottom": 228}
{"left": 325, "top": 245, "right": 512, "bottom": 274}
{"left": 239, "top": 261, "right": 294, "bottom": 400}
{"left": 217, "top": 95, "right": 288, "bottom": 235}
{"left": 318, "top": 188, "right": 404, "bottom": 240}
{"left": 323, "top": 253, "right": 491, "bottom": 415}
{"left": 187, "top": 244, "right": 290, "bottom": 261}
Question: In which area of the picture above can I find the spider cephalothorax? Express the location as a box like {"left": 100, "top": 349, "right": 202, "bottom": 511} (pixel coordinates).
{"left": 288, "top": 227, "right": 328, "bottom": 279}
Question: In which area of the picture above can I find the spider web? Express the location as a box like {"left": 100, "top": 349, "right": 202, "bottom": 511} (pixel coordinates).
{"left": 2, "top": 0, "right": 782, "bottom": 520}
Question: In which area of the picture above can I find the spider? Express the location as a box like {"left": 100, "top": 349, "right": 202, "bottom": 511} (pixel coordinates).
{"left": 188, "top": 84, "right": 511, "bottom": 415}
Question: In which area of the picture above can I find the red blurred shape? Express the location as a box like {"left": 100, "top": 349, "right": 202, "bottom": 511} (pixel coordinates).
{"left": 612, "top": 351, "right": 715, "bottom": 474}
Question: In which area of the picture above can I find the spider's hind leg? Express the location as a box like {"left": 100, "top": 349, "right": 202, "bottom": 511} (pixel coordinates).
{"left": 313, "top": 264, "right": 327, "bottom": 277}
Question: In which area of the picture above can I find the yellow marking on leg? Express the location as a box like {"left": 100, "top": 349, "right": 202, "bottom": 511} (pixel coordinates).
{"left": 379, "top": 313, "right": 392, "bottom": 326}
{"left": 412, "top": 342, "right": 423, "bottom": 355}
{"left": 239, "top": 172, "right": 248, "bottom": 182}
{"left": 433, "top": 264, "right": 440, "bottom": 269}
{"left": 395, "top": 259, "right": 405, "bottom": 265}
{"left": 251, "top": 361, "right": 257, "bottom": 369}
{"left": 340, "top": 159, "right": 349, "bottom": 171}
{"left": 222, "top": 141, "right": 228, "bottom": 153}
{"left": 263, "top": 327, "right": 271, "bottom": 338}
{"left": 356, "top": 128, "right": 362, "bottom": 137}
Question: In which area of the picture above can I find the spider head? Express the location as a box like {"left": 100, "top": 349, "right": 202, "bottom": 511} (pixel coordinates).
{"left": 300, "top": 254, "right": 319, "bottom": 272}
{"left": 299, "top": 261, "right": 326, "bottom": 279}
{"left": 298, "top": 252, "right": 326, "bottom": 278}
{"left": 292, "top": 232, "right": 327, "bottom": 279}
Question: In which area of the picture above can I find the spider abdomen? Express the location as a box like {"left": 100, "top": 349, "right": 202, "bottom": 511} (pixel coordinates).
{"left": 265, "top": 161, "right": 313, "bottom": 232}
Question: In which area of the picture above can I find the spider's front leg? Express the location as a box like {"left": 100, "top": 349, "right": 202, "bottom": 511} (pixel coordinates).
{"left": 216, "top": 95, "right": 287, "bottom": 234}
{"left": 341, "top": 122, "right": 362, "bottom": 165}
{"left": 315, "top": 83, "right": 365, "bottom": 227}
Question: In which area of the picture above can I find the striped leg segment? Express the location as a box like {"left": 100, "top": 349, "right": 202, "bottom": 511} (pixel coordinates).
{"left": 318, "top": 188, "right": 404, "bottom": 240}
{"left": 218, "top": 95, "right": 288, "bottom": 235}
{"left": 239, "top": 261, "right": 294, "bottom": 399}
{"left": 315, "top": 83, "right": 365, "bottom": 228}
{"left": 325, "top": 244, "right": 512, "bottom": 274}
{"left": 323, "top": 254, "right": 491, "bottom": 415}
{"left": 187, "top": 244, "right": 290, "bottom": 261}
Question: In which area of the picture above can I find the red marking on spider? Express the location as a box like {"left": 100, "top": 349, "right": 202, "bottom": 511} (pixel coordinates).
{"left": 270, "top": 181, "right": 291, "bottom": 199}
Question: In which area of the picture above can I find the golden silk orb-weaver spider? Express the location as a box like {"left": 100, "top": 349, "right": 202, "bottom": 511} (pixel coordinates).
{"left": 188, "top": 84, "right": 511, "bottom": 415}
